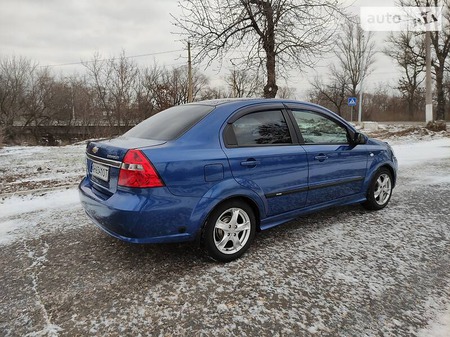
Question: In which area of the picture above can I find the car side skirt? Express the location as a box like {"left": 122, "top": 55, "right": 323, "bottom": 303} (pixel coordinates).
{"left": 259, "top": 192, "right": 367, "bottom": 231}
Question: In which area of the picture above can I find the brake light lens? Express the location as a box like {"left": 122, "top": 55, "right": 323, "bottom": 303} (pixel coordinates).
{"left": 118, "top": 150, "right": 164, "bottom": 188}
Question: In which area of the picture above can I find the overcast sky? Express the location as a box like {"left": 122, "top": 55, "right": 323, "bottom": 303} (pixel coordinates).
{"left": 0, "top": 0, "right": 399, "bottom": 98}
{"left": 0, "top": 0, "right": 183, "bottom": 68}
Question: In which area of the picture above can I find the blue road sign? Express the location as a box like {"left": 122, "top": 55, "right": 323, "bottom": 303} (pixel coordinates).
{"left": 348, "top": 97, "right": 357, "bottom": 106}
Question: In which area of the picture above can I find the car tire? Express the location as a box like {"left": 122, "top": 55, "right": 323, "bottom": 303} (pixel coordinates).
{"left": 202, "top": 200, "right": 256, "bottom": 262}
{"left": 363, "top": 167, "right": 393, "bottom": 210}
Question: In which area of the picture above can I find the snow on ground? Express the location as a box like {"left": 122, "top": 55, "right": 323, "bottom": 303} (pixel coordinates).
{"left": 0, "top": 188, "right": 80, "bottom": 245}
{"left": 0, "top": 144, "right": 85, "bottom": 245}
{"left": 361, "top": 122, "right": 449, "bottom": 145}
{"left": 394, "top": 138, "right": 450, "bottom": 167}
{"left": 418, "top": 303, "right": 450, "bottom": 337}
{"left": 0, "top": 144, "right": 85, "bottom": 195}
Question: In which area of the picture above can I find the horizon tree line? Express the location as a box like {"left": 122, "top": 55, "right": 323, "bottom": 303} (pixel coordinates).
{"left": 1, "top": 6, "right": 450, "bottom": 145}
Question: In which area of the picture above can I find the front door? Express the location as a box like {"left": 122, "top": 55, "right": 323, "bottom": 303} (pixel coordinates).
{"left": 290, "top": 109, "right": 369, "bottom": 206}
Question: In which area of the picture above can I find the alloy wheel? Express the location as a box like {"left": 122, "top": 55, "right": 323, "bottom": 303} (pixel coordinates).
{"left": 213, "top": 207, "right": 251, "bottom": 255}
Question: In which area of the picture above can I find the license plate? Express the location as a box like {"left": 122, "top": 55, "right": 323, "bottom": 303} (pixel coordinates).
{"left": 91, "top": 162, "right": 109, "bottom": 182}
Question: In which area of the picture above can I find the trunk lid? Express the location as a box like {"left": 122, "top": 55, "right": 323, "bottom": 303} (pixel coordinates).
{"left": 85, "top": 137, "right": 166, "bottom": 195}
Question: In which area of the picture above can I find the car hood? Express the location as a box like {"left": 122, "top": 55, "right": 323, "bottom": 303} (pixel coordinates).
{"left": 366, "top": 137, "right": 389, "bottom": 147}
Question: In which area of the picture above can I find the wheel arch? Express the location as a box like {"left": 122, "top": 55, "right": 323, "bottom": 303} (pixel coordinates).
{"left": 369, "top": 163, "right": 396, "bottom": 189}
{"left": 362, "top": 164, "right": 395, "bottom": 210}
{"left": 192, "top": 194, "right": 264, "bottom": 242}
{"left": 207, "top": 196, "right": 261, "bottom": 230}
{"left": 187, "top": 177, "right": 266, "bottom": 240}
{"left": 199, "top": 195, "right": 259, "bottom": 262}
{"left": 380, "top": 164, "right": 396, "bottom": 187}
{"left": 366, "top": 160, "right": 397, "bottom": 189}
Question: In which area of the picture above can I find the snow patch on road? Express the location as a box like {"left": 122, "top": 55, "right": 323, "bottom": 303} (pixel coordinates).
{"left": 0, "top": 188, "right": 80, "bottom": 218}
{"left": 24, "top": 241, "right": 64, "bottom": 337}
{"left": 0, "top": 188, "right": 81, "bottom": 245}
{"left": 393, "top": 138, "right": 450, "bottom": 168}
{"left": 418, "top": 302, "right": 450, "bottom": 337}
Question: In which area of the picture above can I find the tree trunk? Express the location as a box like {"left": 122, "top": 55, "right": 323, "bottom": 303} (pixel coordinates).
{"left": 408, "top": 95, "right": 415, "bottom": 119}
{"left": 264, "top": 53, "right": 278, "bottom": 98}
{"left": 261, "top": 1, "right": 278, "bottom": 98}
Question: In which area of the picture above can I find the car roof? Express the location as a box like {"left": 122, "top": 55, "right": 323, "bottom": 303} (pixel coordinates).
{"left": 188, "top": 98, "right": 323, "bottom": 109}
{"left": 191, "top": 98, "right": 264, "bottom": 106}
{"left": 188, "top": 98, "right": 332, "bottom": 112}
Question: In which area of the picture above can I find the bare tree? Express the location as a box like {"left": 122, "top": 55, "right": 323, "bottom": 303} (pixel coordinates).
{"left": 309, "top": 67, "right": 348, "bottom": 116}
{"left": 429, "top": 0, "right": 450, "bottom": 120}
{"left": 173, "top": 0, "right": 348, "bottom": 98}
{"left": 225, "top": 68, "right": 263, "bottom": 97}
{"left": 308, "top": 20, "right": 375, "bottom": 118}
{"left": 385, "top": 31, "right": 425, "bottom": 118}
{"left": 23, "top": 68, "right": 52, "bottom": 129}
{"left": 399, "top": 0, "right": 450, "bottom": 120}
{"left": 276, "top": 85, "right": 296, "bottom": 99}
{"left": 363, "top": 85, "right": 396, "bottom": 121}
{"left": 138, "top": 64, "right": 164, "bottom": 119}
{"left": 140, "top": 64, "right": 209, "bottom": 112}
{"left": 199, "top": 86, "right": 228, "bottom": 100}
{"left": 0, "top": 56, "right": 38, "bottom": 140}
{"left": 54, "top": 75, "right": 98, "bottom": 129}
{"left": 83, "top": 53, "right": 113, "bottom": 126}
{"left": 154, "top": 66, "right": 188, "bottom": 110}
{"left": 335, "top": 19, "right": 376, "bottom": 98}
{"left": 109, "top": 52, "right": 140, "bottom": 127}
{"left": 83, "top": 51, "right": 140, "bottom": 127}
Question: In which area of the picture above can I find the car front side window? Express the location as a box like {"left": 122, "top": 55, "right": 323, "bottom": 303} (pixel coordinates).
{"left": 232, "top": 110, "right": 292, "bottom": 146}
{"left": 292, "top": 110, "right": 349, "bottom": 144}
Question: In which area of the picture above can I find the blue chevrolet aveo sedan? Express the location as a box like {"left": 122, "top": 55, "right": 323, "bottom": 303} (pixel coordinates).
{"left": 79, "top": 99, "right": 397, "bottom": 262}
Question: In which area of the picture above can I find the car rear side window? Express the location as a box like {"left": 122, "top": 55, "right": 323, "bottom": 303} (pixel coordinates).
{"left": 231, "top": 110, "right": 292, "bottom": 146}
{"left": 292, "top": 110, "right": 349, "bottom": 144}
{"left": 123, "top": 104, "right": 214, "bottom": 141}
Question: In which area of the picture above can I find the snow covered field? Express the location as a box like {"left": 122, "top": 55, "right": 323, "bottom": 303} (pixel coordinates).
{"left": 0, "top": 125, "right": 449, "bottom": 336}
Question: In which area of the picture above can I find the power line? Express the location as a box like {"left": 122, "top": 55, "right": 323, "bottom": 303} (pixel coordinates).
{"left": 42, "top": 49, "right": 185, "bottom": 68}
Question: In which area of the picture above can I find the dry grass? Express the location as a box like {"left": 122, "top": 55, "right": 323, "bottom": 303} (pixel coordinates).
{"left": 367, "top": 125, "right": 450, "bottom": 141}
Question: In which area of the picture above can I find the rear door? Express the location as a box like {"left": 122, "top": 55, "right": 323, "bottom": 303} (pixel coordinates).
{"left": 288, "top": 107, "right": 369, "bottom": 206}
{"left": 222, "top": 104, "right": 308, "bottom": 217}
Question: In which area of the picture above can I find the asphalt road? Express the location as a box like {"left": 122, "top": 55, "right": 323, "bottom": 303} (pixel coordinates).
{"left": 1, "top": 158, "right": 449, "bottom": 336}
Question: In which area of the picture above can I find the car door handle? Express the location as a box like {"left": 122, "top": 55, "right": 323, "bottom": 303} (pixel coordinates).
{"left": 240, "top": 159, "right": 260, "bottom": 167}
{"left": 314, "top": 154, "right": 328, "bottom": 162}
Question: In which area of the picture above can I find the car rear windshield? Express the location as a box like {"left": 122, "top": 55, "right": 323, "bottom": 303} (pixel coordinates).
{"left": 123, "top": 104, "right": 214, "bottom": 141}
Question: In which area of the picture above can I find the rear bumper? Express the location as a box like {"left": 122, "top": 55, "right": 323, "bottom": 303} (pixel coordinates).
{"left": 78, "top": 177, "right": 198, "bottom": 243}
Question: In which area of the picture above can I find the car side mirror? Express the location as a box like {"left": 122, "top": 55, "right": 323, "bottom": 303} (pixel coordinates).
{"left": 354, "top": 132, "right": 367, "bottom": 145}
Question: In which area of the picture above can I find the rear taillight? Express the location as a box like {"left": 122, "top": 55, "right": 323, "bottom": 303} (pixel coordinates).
{"left": 118, "top": 150, "right": 164, "bottom": 188}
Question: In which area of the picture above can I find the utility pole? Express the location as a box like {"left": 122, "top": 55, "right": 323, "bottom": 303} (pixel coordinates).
{"left": 358, "top": 37, "right": 365, "bottom": 124}
{"left": 230, "top": 59, "right": 237, "bottom": 97}
{"left": 232, "top": 69, "right": 237, "bottom": 97}
{"left": 71, "top": 84, "right": 75, "bottom": 124}
{"left": 424, "top": 1, "right": 433, "bottom": 122}
{"left": 187, "top": 41, "right": 193, "bottom": 103}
